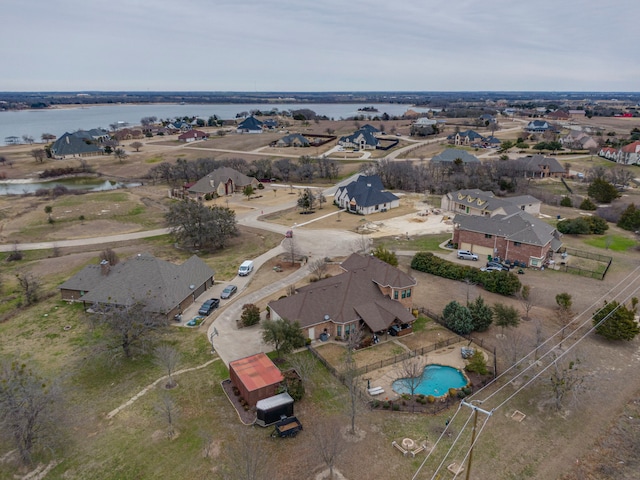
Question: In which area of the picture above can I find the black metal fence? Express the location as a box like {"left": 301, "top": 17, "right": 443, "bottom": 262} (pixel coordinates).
{"left": 558, "top": 246, "right": 613, "bottom": 280}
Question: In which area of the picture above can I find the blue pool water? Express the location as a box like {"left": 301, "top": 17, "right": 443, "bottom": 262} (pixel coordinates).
{"left": 392, "top": 364, "right": 468, "bottom": 397}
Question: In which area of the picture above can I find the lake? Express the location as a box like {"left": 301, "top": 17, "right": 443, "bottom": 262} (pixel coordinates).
{"left": 0, "top": 103, "right": 434, "bottom": 146}
{"left": 0, "top": 178, "right": 141, "bottom": 195}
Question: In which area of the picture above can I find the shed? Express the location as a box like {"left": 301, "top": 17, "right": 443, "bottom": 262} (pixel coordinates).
{"left": 229, "top": 353, "right": 284, "bottom": 406}
{"left": 255, "top": 392, "right": 294, "bottom": 427}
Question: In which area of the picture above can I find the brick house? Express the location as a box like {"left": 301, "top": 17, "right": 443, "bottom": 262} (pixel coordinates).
{"left": 178, "top": 130, "right": 209, "bottom": 142}
{"left": 452, "top": 211, "right": 562, "bottom": 267}
{"left": 512, "top": 154, "right": 565, "bottom": 178}
{"left": 58, "top": 253, "right": 215, "bottom": 320}
{"left": 187, "top": 166, "right": 259, "bottom": 199}
{"left": 268, "top": 253, "right": 416, "bottom": 341}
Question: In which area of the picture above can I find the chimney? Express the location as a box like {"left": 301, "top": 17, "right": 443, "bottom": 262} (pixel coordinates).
{"left": 100, "top": 259, "right": 110, "bottom": 275}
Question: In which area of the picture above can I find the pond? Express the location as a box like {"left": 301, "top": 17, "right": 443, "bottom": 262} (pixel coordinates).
{"left": 392, "top": 364, "right": 468, "bottom": 397}
{"left": 0, "top": 178, "right": 141, "bottom": 195}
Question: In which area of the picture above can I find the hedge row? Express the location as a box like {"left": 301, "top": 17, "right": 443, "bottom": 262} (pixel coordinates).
{"left": 411, "top": 252, "right": 522, "bottom": 296}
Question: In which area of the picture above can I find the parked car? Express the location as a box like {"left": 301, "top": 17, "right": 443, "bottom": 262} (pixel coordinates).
{"left": 481, "top": 266, "right": 503, "bottom": 272}
{"left": 457, "top": 250, "right": 478, "bottom": 261}
{"left": 198, "top": 298, "right": 220, "bottom": 316}
{"left": 220, "top": 285, "right": 237, "bottom": 299}
{"left": 486, "top": 261, "right": 508, "bottom": 271}
{"left": 388, "top": 325, "right": 402, "bottom": 336}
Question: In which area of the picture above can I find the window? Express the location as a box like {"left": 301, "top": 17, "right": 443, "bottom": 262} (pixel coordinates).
{"left": 337, "top": 326, "right": 342, "bottom": 337}
{"left": 485, "top": 234, "right": 493, "bottom": 239}
{"left": 394, "top": 291, "right": 398, "bottom": 299}
{"left": 401, "top": 290, "right": 406, "bottom": 299}
{"left": 514, "top": 242, "right": 521, "bottom": 247}
{"left": 458, "top": 204, "right": 466, "bottom": 210}
{"left": 406, "top": 289, "right": 411, "bottom": 298}
{"left": 345, "top": 324, "right": 351, "bottom": 335}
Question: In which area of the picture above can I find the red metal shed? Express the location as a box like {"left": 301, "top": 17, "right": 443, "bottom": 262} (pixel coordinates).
{"left": 229, "top": 353, "right": 284, "bottom": 406}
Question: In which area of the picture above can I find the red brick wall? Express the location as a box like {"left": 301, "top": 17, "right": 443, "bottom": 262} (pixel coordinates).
{"left": 455, "top": 229, "right": 550, "bottom": 263}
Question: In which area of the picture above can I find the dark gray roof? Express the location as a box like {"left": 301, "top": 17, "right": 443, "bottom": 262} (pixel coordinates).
{"left": 339, "top": 129, "right": 379, "bottom": 147}
{"left": 513, "top": 154, "right": 565, "bottom": 174}
{"left": 337, "top": 175, "right": 398, "bottom": 208}
{"left": 59, "top": 253, "right": 215, "bottom": 314}
{"left": 447, "top": 190, "right": 541, "bottom": 214}
{"left": 278, "top": 133, "right": 309, "bottom": 146}
{"left": 447, "top": 130, "right": 484, "bottom": 141}
{"left": 359, "top": 124, "right": 380, "bottom": 134}
{"left": 268, "top": 253, "right": 414, "bottom": 332}
{"left": 431, "top": 149, "right": 480, "bottom": 164}
{"left": 237, "top": 116, "right": 263, "bottom": 130}
{"left": 454, "top": 211, "right": 558, "bottom": 247}
{"left": 188, "top": 167, "right": 257, "bottom": 194}
{"left": 50, "top": 132, "right": 102, "bottom": 156}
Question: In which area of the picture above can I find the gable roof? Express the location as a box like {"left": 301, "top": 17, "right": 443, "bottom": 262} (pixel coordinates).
{"left": 178, "top": 130, "right": 208, "bottom": 140}
{"left": 337, "top": 175, "right": 398, "bottom": 208}
{"left": 339, "top": 129, "right": 379, "bottom": 147}
{"left": 59, "top": 253, "right": 215, "bottom": 314}
{"left": 455, "top": 210, "right": 558, "bottom": 247}
{"left": 448, "top": 130, "right": 484, "bottom": 141}
{"left": 188, "top": 167, "right": 256, "bottom": 194}
{"left": 278, "top": 133, "right": 309, "bottom": 146}
{"left": 359, "top": 124, "right": 380, "bottom": 134}
{"left": 446, "top": 189, "right": 540, "bottom": 214}
{"left": 268, "top": 253, "right": 415, "bottom": 332}
{"left": 431, "top": 149, "right": 480, "bottom": 164}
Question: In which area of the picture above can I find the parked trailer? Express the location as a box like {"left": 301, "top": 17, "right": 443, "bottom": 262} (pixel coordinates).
{"left": 271, "top": 416, "right": 303, "bottom": 438}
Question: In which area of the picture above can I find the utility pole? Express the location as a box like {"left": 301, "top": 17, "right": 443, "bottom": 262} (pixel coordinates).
{"left": 461, "top": 400, "right": 493, "bottom": 480}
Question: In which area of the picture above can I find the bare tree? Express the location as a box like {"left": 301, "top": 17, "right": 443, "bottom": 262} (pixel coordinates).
{"left": 130, "top": 141, "right": 143, "bottom": 152}
{"left": 99, "top": 248, "right": 119, "bottom": 266}
{"left": 312, "top": 416, "right": 346, "bottom": 480}
{"left": 287, "top": 283, "right": 296, "bottom": 297}
{"left": 518, "top": 285, "right": 536, "bottom": 320}
{"left": 155, "top": 392, "right": 180, "bottom": 438}
{"left": 547, "top": 355, "right": 587, "bottom": 412}
{"left": 501, "top": 330, "right": 527, "bottom": 367}
{"left": 30, "top": 148, "right": 46, "bottom": 163}
{"left": 533, "top": 319, "right": 545, "bottom": 361}
{"left": 98, "top": 304, "right": 168, "bottom": 359}
{"left": 352, "top": 232, "right": 371, "bottom": 254}
{"left": 397, "top": 354, "right": 427, "bottom": 411}
{"left": 309, "top": 258, "right": 328, "bottom": 281}
{"left": 555, "top": 292, "right": 573, "bottom": 344}
{"left": 154, "top": 344, "right": 181, "bottom": 388}
{"left": 285, "top": 237, "right": 301, "bottom": 266}
{"left": 0, "top": 359, "right": 61, "bottom": 466}
{"left": 16, "top": 271, "right": 41, "bottom": 305}
{"left": 286, "top": 351, "right": 317, "bottom": 391}
{"left": 113, "top": 147, "right": 128, "bottom": 163}
{"left": 222, "top": 427, "right": 273, "bottom": 480}
{"left": 343, "top": 322, "right": 364, "bottom": 434}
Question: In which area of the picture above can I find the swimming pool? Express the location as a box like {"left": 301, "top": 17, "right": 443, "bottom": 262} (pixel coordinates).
{"left": 392, "top": 364, "right": 468, "bottom": 397}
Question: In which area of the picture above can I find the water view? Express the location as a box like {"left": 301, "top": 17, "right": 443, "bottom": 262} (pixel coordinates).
{"left": 0, "top": 178, "right": 141, "bottom": 195}
{"left": 0, "top": 103, "right": 435, "bottom": 146}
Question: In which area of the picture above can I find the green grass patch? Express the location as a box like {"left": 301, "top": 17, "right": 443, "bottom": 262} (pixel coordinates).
{"left": 583, "top": 235, "right": 637, "bottom": 252}
{"left": 127, "top": 205, "right": 145, "bottom": 216}
{"left": 144, "top": 156, "right": 164, "bottom": 164}
{"left": 375, "top": 233, "right": 451, "bottom": 252}
{"left": 412, "top": 316, "right": 430, "bottom": 332}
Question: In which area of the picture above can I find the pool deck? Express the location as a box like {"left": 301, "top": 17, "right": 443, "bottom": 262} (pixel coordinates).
{"left": 363, "top": 341, "right": 472, "bottom": 401}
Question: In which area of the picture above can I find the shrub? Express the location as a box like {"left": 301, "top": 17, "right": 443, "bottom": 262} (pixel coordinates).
{"left": 372, "top": 400, "right": 380, "bottom": 408}
{"left": 448, "top": 388, "right": 458, "bottom": 398}
{"left": 427, "top": 395, "right": 435, "bottom": 404}
{"left": 560, "top": 196, "right": 573, "bottom": 207}
{"left": 462, "top": 386, "right": 472, "bottom": 395}
{"left": 465, "top": 350, "right": 489, "bottom": 375}
{"left": 392, "top": 404, "right": 400, "bottom": 411}
{"left": 457, "top": 390, "right": 467, "bottom": 399}
{"left": 580, "top": 198, "right": 597, "bottom": 211}
{"left": 382, "top": 402, "right": 390, "bottom": 409}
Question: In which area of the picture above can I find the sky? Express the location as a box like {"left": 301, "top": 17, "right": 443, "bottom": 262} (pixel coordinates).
{"left": 2, "top": 0, "right": 639, "bottom": 92}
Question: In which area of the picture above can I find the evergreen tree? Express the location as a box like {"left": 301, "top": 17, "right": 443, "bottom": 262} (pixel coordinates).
{"left": 467, "top": 296, "right": 493, "bottom": 332}
{"left": 593, "top": 300, "right": 640, "bottom": 341}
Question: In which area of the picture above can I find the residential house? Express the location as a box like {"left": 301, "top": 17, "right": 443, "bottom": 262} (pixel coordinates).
{"left": 618, "top": 141, "right": 640, "bottom": 165}
{"left": 569, "top": 110, "right": 586, "bottom": 118}
{"left": 112, "top": 128, "right": 144, "bottom": 141}
{"left": 512, "top": 154, "right": 565, "bottom": 178}
{"left": 483, "top": 136, "right": 501, "bottom": 148}
{"left": 58, "top": 253, "right": 215, "bottom": 320}
{"left": 229, "top": 353, "right": 284, "bottom": 406}
{"left": 276, "top": 133, "right": 310, "bottom": 147}
{"left": 525, "top": 120, "right": 551, "bottom": 133}
{"left": 178, "top": 130, "right": 209, "bottom": 142}
{"left": 414, "top": 118, "right": 437, "bottom": 126}
{"left": 547, "top": 110, "right": 570, "bottom": 121}
{"left": 167, "top": 121, "right": 192, "bottom": 132}
{"left": 431, "top": 149, "right": 480, "bottom": 165}
{"left": 237, "top": 116, "right": 263, "bottom": 134}
{"left": 49, "top": 132, "right": 103, "bottom": 158}
{"left": 441, "top": 189, "right": 541, "bottom": 217}
{"left": 478, "top": 114, "right": 496, "bottom": 124}
{"left": 447, "top": 130, "right": 485, "bottom": 146}
{"left": 268, "top": 253, "right": 416, "bottom": 341}
{"left": 359, "top": 124, "right": 380, "bottom": 135}
{"left": 598, "top": 146, "right": 620, "bottom": 162}
{"left": 452, "top": 210, "right": 562, "bottom": 267}
{"left": 338, "top": 128, "right": 379, "bottom": 150}
{"left": 334, "top": 175, "right": 399, "bottom": 214}
{"left": 560, "top": 130, "right": 598, "bottom": 150}
{"left": 262, "top": 119, "right": 278, "bottom": 130}
{"left": 187, "top": 166, "right": 259, "bottom": 199}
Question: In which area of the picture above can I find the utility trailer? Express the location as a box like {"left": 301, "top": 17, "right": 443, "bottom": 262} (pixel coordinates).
{"left": 270, "top": 416, "right": 303, "bottom": 438}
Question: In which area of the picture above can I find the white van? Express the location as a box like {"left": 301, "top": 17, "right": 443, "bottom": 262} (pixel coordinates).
{"left": 238, "top": 260, "right": 254, "bottom": 276}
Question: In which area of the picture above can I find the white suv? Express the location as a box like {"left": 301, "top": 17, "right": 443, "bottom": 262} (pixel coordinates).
{"left": 457, "top": 250, "right": 478, "bottom": 261}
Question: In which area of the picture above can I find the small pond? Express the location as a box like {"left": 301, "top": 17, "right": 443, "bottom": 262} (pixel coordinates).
{"left": 0, "top": 178, "right": 141, "bottom": 195}
{"left": 392, "top": 364, "right": 468, "bottom": 397}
